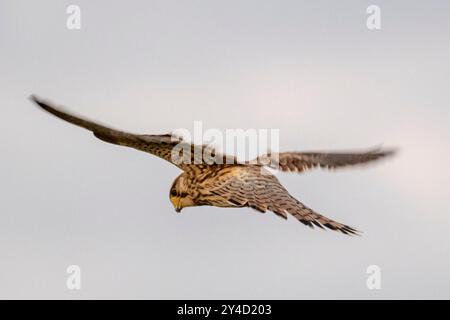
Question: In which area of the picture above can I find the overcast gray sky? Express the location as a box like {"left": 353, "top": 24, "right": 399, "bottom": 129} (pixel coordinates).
{"left": 1, "top": 0, "right": 449, "bottom": 299}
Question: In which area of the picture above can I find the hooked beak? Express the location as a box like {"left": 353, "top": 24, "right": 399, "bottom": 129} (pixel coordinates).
{"left": 175, "top": 199, "right": 182, "bottom": 213}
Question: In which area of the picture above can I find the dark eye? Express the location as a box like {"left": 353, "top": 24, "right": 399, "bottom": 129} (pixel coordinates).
{"left": 170, "top": 189, "right": 177, "bottom": 196}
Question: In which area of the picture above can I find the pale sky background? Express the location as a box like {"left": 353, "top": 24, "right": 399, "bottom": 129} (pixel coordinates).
{"left": 1, "top": 0, "right": 449, "bottom": 299}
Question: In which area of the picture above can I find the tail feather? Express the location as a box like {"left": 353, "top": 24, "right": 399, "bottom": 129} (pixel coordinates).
{"left": 288, "top": 200, "right": 361, "bottom": 236}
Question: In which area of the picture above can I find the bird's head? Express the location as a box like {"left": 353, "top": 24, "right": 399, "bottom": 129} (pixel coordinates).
{"left": 169, "top": 175, "right": 195, "bottom": 212}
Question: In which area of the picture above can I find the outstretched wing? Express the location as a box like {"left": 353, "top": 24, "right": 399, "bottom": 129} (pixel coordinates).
{"left": 255, "top": 148, "right": 395, "bottom": 173}
{"left": 210, "top": 166, "right": 359, "bottom": 235}
{"left": 30, "top": 95, "right": 232, "bottom": 171}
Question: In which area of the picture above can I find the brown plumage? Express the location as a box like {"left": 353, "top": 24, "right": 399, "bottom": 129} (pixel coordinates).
{"left": 31, "top": 95, "right": 396, "bottom": 235}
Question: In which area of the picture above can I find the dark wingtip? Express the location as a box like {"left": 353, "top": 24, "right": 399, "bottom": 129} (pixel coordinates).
{"left": 343, "top": 226, "right": 362, "bottom": 237}
{"left": 370, "top": 145, "right": 399, "bottom": 158}
{"left": 380, "top": 147, "right": 398, "bottom": 157}
{"left": 322, "top": 222, "right": 362, "bottom": 236}
{"left": 29, "top": 94, "right": 47, "bottom": 110}
{"left": 29, "top": 94, "right": 39, "bottom": 103}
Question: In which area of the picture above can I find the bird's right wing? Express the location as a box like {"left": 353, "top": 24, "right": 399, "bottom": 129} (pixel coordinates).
{"left": 30, "top": 95, "right": 231, "bottom": 171}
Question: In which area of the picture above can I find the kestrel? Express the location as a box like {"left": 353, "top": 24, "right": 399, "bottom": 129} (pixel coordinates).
{"left": 31, "top": 95, "right": 395, "bottom": 235}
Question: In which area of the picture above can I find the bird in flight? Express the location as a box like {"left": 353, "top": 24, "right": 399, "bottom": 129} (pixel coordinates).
{"left": 30, "top": 95, "right": 395, "bottom": 235}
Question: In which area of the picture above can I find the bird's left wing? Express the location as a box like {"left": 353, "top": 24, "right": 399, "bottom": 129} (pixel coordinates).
{"left": 30, "top": 95, "right": 223, "bottom": 171}
{"left": 254, "top": 148, "right": 395, "bottom": 173}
